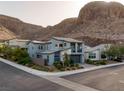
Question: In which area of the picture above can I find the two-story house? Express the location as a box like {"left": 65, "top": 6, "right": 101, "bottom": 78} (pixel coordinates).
{"left": 39, "top": 37, "right": 84, "bottom": 65}
{"left": 27, "top": 40, "right": 51, "bottom": 58}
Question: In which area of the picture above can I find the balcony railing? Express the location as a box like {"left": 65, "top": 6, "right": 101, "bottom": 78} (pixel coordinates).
{"left": 71, "top": 49, "right": 76, "bottom": 53}
{"left": 77, "top": 49, "right": 82, "bottom": 53}
{"left": 71, "top": 49, "right": 82, "bottom": 53}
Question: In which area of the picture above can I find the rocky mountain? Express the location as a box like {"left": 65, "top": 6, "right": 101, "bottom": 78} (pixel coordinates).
{"left": 0, "top": 25, "right": 16, "bottom": 41}
{"left": 0, "top": 1, "right": 124, "bottom": 46}
{"left": 0, "top": 15, "right": 45, "bottom": 40}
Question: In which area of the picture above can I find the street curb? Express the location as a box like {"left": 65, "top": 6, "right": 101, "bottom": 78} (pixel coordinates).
{"left": 0, "top": 58, "right": 98, "bottom": 91}
{"left": 0, "top": 57, "right": 124, "bottom": 77}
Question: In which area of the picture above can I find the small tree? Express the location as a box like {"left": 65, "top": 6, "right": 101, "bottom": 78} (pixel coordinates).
{"left": 105, "top": 45, "right": 124, "bottom": 60}
{"left": 105, "top": 46, "right": 114, "bottom": 59}
{"left": 63, "top": 53, "right": 70, "bottom": 67}
{"left": 119, "top": 46, "right": 124, "bottom": 57}
{"left": 101, "top": 51, "right": 107, "bottom": 59}
{"left": 0, "top": 45, "right": 31, "bottom": 65}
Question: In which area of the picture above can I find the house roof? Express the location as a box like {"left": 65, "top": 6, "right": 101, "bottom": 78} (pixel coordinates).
{"left": 52, "top": 37, "right": 82, "bottom": 43}
{"left": 31, "top": 40, "right": 46, "bottom": 44}
{"left": 8, "top": 38, "right": 30, "bottom": 42}
{"left": 17, "top": 39, "right": 30, "bottom": 42}
{"left": 85, "top": 44, "right": 111, "bottom": 52}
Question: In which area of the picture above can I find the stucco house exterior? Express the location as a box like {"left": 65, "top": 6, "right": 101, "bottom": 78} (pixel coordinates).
{"left": 27, "top": 40, "right": 51, "bottom": 58}
{"left": 27, "top": 37, "right": 85, "bottom": 65}
{"left": 5, "top": 39, "right": 30, "bottom": 49}
{"left": 84, "top": 44, "right": 111, "bottom": 61}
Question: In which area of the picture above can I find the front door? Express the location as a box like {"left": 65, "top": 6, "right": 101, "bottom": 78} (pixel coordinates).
{"left": 54, "top": 51, "right": 60, "bottom": 61}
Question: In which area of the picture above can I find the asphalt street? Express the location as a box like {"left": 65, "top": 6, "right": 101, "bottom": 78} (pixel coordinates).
{"left": 63, "top": 64, "right": 124, "bottom": 91}
{"left": 0, "top": 62, "right": 71, "bottom": 91}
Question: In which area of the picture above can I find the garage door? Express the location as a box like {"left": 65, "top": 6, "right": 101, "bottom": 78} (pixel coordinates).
{"left": 70, "top": 55, "right": 81, "bottom": 63}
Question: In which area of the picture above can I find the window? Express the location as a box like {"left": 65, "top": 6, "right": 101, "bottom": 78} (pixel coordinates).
{"left": 54, "top": 52, "right": 60, "bottom": 61}
{"left": 59, "top": 44, "right": 63, "bottom": 47}
{"left": 38, "top": 46, "right": 40, "bottom": 49}
{"left": 77, "top": 43, "right": 82, "bottom": 52}
{"left": 71, "top": 43, "right": 76, "bottom": 52}
{"left": 89, "top": 53, "right": 96, "bottom": 59}
{"left": 40, "top": 46, "right": 43, "bottom": 49}
{"left": 38, "top": 45, "right": 43, "bottom": 50}
{"left": 64, "top": 43, "right": 66, "bottom": 46}
{"left": 55, "top": 44, "right": 58, "bottom": 47}
{"left": 37, "top": 54, "right": 42, "bottom": 58}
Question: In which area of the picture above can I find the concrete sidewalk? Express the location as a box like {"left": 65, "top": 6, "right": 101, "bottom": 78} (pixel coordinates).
{"left": 82, "top": 63, "right": 96, "bottom": 68}
{"left": 0, "top": 57, "right": 124, "bottom": 77}
{"left": 43, "top": 76, "right": 97, "bottom": 91}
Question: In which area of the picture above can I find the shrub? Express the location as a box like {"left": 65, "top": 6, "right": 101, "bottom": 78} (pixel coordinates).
{"left": 69, "top": 59, "right": 74, "bottom": 67}
{"left": 10, "top": 56, "right": 17, "bottom": 61}
{"left": 75, "top": 63, "right": 79, "bottom": 68}
{"left": 101, "top": 54, "right": 107, "bottom": 59}
{"left": 59, "top": 68, "right": 65, "bottom": 71}
{"left": 53, "top": 61, "right": 63, "bottom": 69}
{"left": 48, "top": 68, "right": 55, "bottom": 72}
{"left": 18, "top": 57, "right": 31, "bottom": 65}
{"left": 53, "top": 61, "right": 59, "bottom": 67}
{"left": 100, "top": 60, "right": 107, "bottom": 65}
{"left": 86, "top": 59, "right": 94, "bottom": 64}
{"left": 65, "top": 67, "right": 71, "bottom": 71}
{"left": 79, "top": 66, "right": 84, "bottom": 69}
{"left": 31, "top": 64, "right": 49, "bottom": 72}
{"left": 63, "top": 53, "right": 70, "bottom": 67}
{"left": 86, "top": 59, "right": 107, "bottom": 65}
{"left": 95, "top": 61, "right": 100, "bottom": 66}
{"left": 71, "top": 67, "right": 77, "bottom": 70}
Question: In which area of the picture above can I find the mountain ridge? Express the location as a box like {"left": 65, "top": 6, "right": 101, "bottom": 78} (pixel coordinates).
{"left": 0, "top": 1, "right": 124, "bottom": 46}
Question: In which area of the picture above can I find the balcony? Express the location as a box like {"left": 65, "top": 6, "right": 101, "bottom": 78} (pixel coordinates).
{"left": 71, "top": 49, "right": 76, "bottom": 53}
{"left": 71, "top": 43, "right": 83, "bottom": 53}
{"left": 77, "top": 49, "right": 82, "bottom": 53}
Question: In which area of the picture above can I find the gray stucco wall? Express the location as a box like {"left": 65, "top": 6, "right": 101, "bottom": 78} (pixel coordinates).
{"left": 49, "top": 39, "right": 70, "bottom": 51}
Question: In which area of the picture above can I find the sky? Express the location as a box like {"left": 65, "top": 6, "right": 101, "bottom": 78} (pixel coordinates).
{"left": 0, "top": 0, "right": 124, "bottom": 27}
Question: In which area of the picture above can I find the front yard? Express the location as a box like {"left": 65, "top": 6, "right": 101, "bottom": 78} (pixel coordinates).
{"left": 0, "top": 45, "right": 83, "bottom": 72}
{"left": 86, "top": 59, "right": 123, "bottom": 66}
{"left": 0, "top": 44, "right": 124, "bottom": 72}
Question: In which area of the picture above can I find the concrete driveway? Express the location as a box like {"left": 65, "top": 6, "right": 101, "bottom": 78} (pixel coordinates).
{"left": 63, "top": 65, "right": 124, "bottom": 91}
{"left": 0, "top": 62, "right": 71, "bottom": 91}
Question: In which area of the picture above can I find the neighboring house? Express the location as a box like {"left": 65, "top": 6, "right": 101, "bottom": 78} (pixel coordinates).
{"left": 5, "top": 39, "right": 30, "bottom": 49}
{"left": 27, "top": 37, "right": 85, "bottom": 65}
{"left": 0, "top": 41, "right": 5, "bottom": 48}
{"left": 85, "top": 44, "right": 111, "bottom": 61}
{"left": 27, "top": 40, "right": 51, "bottom": 58}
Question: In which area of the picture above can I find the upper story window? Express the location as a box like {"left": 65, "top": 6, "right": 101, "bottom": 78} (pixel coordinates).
{"left": 71, "top": 43, "right": 76, "bottom": 52}
{"left": 55, "top": 44, "right": 58, "bottom": 47}
{"left": 64, "top": 43, "right": 66, "bottom": 46}
{"left": 38, "top": 45, "right": 43, "bottom": 50}
{"left": 77, "top": 43, "right": 82, "bottom": 52}
{"left": 59, "top": 44, "right": 63, "bottom": 47}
